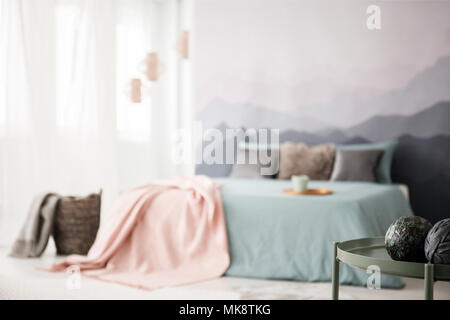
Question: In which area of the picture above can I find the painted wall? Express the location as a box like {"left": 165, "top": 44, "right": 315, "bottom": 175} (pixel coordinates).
{"left": 194, "top": 0, "right": 450, "bottom": 222}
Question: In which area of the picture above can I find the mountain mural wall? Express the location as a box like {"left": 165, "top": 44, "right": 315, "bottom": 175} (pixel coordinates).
{"left": 194, "top": 0, "right": 450, "bottom": 223}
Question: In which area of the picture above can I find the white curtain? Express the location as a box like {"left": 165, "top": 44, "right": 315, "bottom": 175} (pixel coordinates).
{"left": 0, "top": 0, "right": 193, "bottom": 245}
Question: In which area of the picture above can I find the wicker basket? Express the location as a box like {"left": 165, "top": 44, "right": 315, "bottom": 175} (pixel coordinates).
{"left": 53, "top": 191, "right": 102, "bottom": 255}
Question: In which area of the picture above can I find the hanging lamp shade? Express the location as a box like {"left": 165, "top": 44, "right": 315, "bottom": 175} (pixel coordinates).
{"left": 129, "top": 78, "right": 142, "bottom": 103}
{"left": 176, "top": 31, "right": 189, "bottom": 59}
{"left": 143, "top": 52, "right": 160, "bottom": 81}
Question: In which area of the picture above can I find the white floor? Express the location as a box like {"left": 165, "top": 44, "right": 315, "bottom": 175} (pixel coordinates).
{"left": 1, "top": 245, "right": 449, "bottom": 300}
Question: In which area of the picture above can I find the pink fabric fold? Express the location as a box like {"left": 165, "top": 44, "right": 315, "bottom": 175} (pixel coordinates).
{"left": 46, "top": 176, "right": 230, "bottom": 290}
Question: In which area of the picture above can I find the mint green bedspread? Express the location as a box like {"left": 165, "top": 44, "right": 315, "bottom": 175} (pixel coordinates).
{"left": 217, "top": 178, "right": 413, "bottom": 288}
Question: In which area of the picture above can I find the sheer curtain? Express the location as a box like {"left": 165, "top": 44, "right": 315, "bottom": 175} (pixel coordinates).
{"left": 0, "top": 0, "right": 193, "bottom": 245}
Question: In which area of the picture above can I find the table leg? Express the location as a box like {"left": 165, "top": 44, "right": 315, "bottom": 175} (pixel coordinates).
{"left": 332, "top": 241, "right": 340, "bottom": 300}
{"left": 424, "top": 263, "right": 434, "bottom": 300}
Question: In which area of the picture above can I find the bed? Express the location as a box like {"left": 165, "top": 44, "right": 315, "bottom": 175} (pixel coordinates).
{"left": 218, "top": 178, "right": 413, "bottom": 288}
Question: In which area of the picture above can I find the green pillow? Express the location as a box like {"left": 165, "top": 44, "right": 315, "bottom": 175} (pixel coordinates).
{"left": 339, "top": 139, "right": 398, "bottom": 184}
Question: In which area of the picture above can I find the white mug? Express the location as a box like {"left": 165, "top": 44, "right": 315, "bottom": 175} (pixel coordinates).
{"left": 292, "top": 175, "right": 309, "bottom": 193}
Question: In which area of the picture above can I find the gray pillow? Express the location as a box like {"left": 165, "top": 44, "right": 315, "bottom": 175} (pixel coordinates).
{"left": 230, "top": 149, "right": 279, "bottom": 179}
{"left": 339, "top": 139, "right": 398, "bottom": 184}
{"left": 230, "top": 163, "right": 264, "bottom": 179}
{"left": 331, "top": 149, "right": 384, "bottom": 182}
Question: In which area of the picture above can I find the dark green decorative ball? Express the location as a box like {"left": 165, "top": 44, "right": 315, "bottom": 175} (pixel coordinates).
{"left": 385, "top": 216, "right": 432, "bottom": 262}
{"left": 425, "top": 218, "right": 450, "bottom": 264}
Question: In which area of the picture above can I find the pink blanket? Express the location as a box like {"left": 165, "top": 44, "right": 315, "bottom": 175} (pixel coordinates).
{"left": 47, "top": 176, "right": 230, "bottom": 290}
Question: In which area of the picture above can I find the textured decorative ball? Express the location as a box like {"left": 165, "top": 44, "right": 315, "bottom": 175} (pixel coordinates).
{"left": 385, "top": 216, "right": 432, "bottom": 262}
{"left": 425, "top": 218, "right": 450, "bottom": 264}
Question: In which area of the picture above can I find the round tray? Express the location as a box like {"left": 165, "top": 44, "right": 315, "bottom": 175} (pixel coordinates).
{"left": 336, "top": 237, "right": 450, "bottom": 281}
{"left": 284, "top": 189, "right": 333, "bottom": 196}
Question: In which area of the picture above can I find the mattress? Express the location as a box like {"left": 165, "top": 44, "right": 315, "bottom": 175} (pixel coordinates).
{"left": 217, "top": 178, "right": 413, "bottom": 288}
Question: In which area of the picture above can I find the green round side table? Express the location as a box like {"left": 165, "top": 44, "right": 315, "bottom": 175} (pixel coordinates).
{"left": 332, "top": 237, "right": 450, "bottom": 300}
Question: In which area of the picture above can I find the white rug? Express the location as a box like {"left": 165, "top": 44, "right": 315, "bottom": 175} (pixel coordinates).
{"left": 1, "top": 246, "right": 449, "bottom": 300}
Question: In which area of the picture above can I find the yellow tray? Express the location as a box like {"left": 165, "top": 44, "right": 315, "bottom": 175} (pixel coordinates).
{"left": 284, "top": 189, "right": 334, "bottom": 196}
